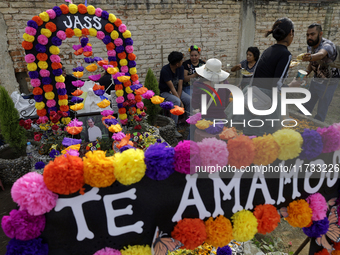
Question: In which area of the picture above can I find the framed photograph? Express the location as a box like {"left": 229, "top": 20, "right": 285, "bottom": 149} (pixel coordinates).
{"left": 76, "top": 112, "right": 110, "bottom": 143}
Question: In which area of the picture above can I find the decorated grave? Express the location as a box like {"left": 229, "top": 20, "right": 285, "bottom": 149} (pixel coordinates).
{"left": 2, "top": 1, "right": 340, "bottom": 255}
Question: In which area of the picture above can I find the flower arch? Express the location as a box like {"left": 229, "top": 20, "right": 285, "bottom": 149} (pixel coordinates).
{"left": 22, "top": 3, "right": 139, "bottom": 124}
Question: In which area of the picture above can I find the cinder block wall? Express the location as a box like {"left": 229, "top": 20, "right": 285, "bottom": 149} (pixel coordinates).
{"left": 0, "top": 0, "right": 339, "bottom": 94}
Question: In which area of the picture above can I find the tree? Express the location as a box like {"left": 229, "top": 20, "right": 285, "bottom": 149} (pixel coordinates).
{"left": 143, "top": 68, "right": 161, "bottom": 125}
{"left": 0, "top": 86, "right": 27, "bottom": 155}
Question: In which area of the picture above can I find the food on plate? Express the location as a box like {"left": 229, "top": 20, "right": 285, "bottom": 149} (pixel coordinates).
{"left": 296, "top": 53, "right": 307, "bottom": 60}
{"left": 290, "top": 61, "right": 300, "bottom": 68}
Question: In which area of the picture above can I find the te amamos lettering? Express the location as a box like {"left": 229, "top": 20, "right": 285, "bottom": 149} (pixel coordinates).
{"left": 62, "top": 15, "right": 102, "bottom": 30}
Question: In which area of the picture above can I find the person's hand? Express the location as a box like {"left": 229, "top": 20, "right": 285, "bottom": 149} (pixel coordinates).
{"left": 288, "top": 77, "right": 304, "bottom": 87}
{"left": 302, "top": 53, "right": 312, "bottom": 62}
{"left": 237, "top": 64, "right": 242, "bottom": 70}
{"left": 193, "top": 109, "right": 200, "bottom": 114}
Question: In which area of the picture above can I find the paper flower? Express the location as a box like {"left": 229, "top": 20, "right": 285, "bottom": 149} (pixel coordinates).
{"left": 303, "top": 217, "right": 329, "bottom": 238}
{"left": 227, "top": 135, "right": 255, "bottom": 169}
{"left": 196, "top": 119, "right": 212, "bottom": 130}
{"left": 67, "top": 118, "right": 83, "bottom": 127}
{"left": 174, "top": 140, "right": 190, "bottom": 174}
{"left": 231, "top": 210, "right": 258, "bottom": 242}
{"left": 252, "top": 134, "right": 280, "bottom": 165}
{"left": 205, "top": 215, "right": 233, "bottom": 248}
{"left": 70, "top": 103, "right": 84, "bottom": 111}
{"left": 11, "top": 172, "right": 58, "bottom": 216}
{"left": 186, "top": 112, "right": 201, "bottom": 125}
{"left": 112, "top": 132, "right": 125, "bottom": 141}
{"left": 88, "top": 74, "right": 102, "bottom": 81}
{"left": 151, "top": 95, "right": 165, "bottom": 104}
{"left": 94, "top": 247, "right": 122, "bottom": 255}
{"left": 216, "top": 246, "right": 232, "bottom": 255}
{"left": 101, "top": 110, "right": 114, "bottom": 117}
{"left": 109, "top": 124, "right": 122, "bottom": 133}
{"left": 286, "top": 199, "right": 313, "bottom": 228}
{"left": 142, "top": 90, "right": 155, "bottom": 100}
{"left": 97, "top": 99, "right": 110, "bottom": 108}
{"left": 306, "top": 193, "right": 327, "bottom": 221}
{"left": 62, "top": 138, "right": 82, "bottom": 147}
{"left": 66, "top": 126, "right": 83, "bottom": 135}
{"left": 317, "top": 125, "right": 340, "bottom": 153}
{"left": 253, "top": 204, "right": 280, "bottom": 234}
{"left": 34, "top": 161, "right": 45, "bottom": 170}
{"left": 171, "top": 218, "right": 206, "bottom": 250}
{"left": 273, "top": 129, "right": 303, "bottom": 160}
{"left": 120, "top": 245, "right": 151, "bottom": 255}
{"left": 144, "top": 143, "right": 175, "bottom": 180}
{"left": 5, "top": 238, "right": 48, "bottom": 255}
{"left": 197, "top": 138, "right": 229, "bottom": 171}
{"left": 86, "top": 63, "right": 98, "bottom": 72}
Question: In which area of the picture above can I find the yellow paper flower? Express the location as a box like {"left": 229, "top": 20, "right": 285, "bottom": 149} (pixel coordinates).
{"left": 83, "top": 150, "right": 116, "bottom": 188}
{"left": 58, "top": 99, "right": 68, "bottom": 106}
{"left": 286, "top": 199, "right": 313, "bottom": 228}
{"left": 38, "top": 61, "right": 48, "bottom": 70}
{"left": 45, "top": 92, "right": 55, "bottom": 100}
{"left": 23, "top": 33, "right": 35, "bottom": 42}
{"left": 113, "top": 149, "right": 146, "bottom": 185}
{"left": 41, "top": 28, "right": 52, "bottom": 38}
{"left": 89, "top": 28, "right": 97, "bottom": 36}
{"left": 231, "top": 209, "right": 258, "bottom": 242}
{"left": 136, "top": 109, "right": 141, "bottom": 114}
{"left": 120, "top": 245, "right": 151, "bottom": 255}
{"left": 49, "top": 46, "right": 60, "bottom": 55}
{"left": 69, "top": 4, "right": 78, "bottom": 14}
{"left": 61, "top": 117, "right": 71, "bottom": 125}
{"left": 252, "top": 134, "right": 280, "bottom": 165}
{"left": 109, "top": 124, "right": 122, "bottom": 133}
{"left": 55, "top": 75, "right": 65, "bottom": 83}
{"left": 119, "top": 59, "right": 128, "bottom": 66}
{"left": 72, "top": 72, "right": 83, "bottom": 78}
{"left": 110, "top": 31, "right": 119, "bottom": 40}
{"left": 273, "top": 129, "right": 303, "bottom": 160}
{"left": 27, "top": 63, "right": 37, "bottom": 71}
{"left": 205, "top": 215, "right": 233, "bottom": 248}
{"left": 107, "top": 67, "right": 118, "bottom": 75}
{"left": 39, "top": 12, "right": 49, "bottom": 22}
{"left": 123, "top": 30, "right": 131, "bottom": 38}
{"left": 119, "top": 114, "right": 127, "bottom": 120}
{"left": 117, "top": 76, "right": 130, "bottom": 83}
{"left": 150, "top": 96, "right": 164, "bottom": 104}
{"left": 96, "top": 99, "right": 110, "bottom": 108}
{"left": 35, "top": 102, "right": 45, "bottom": 110}
{"left": 73, "top": 28, "right": 82, "bottom": 37}
{"left": 116, "top": 90, "right": 124, "bottom": 97}
{"left": 125, "top": 87, "right": 133, "bottom": 94}
{"left": 87, "top": 5, "right": 95, "bottom": 15}
{"left": 61, "top": 144, "right": 81, "bottom": 154}
{"left": 70, "top": 103, "right": 84, "bottom": 111}
{"left": 108, "top": 13, "right": 117, "bottom": 23}
{"left": 129, "top": 68, "right": 137, "bottom": 75}
{"left": 195, "top": 119, "right": 213, "bottom": 130}
{"left": 85, "top": 64, "right": 98, "bottom": 72}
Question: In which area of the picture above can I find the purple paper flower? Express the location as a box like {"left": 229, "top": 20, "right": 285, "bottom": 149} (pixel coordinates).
{"left": 83, "top": 45, "right": 92, "bottom": 52}
{"left": 27, "top": 20, "right": 38, "bottom": 29}
{"left": 80, "top": 37, "right": 89, "bottom": 47}
{"left": 216, "top": 246, "right": 232, "bottom": 255}
{"left": 114, "top": 79, "right": 122, "bottom": 85}
{"left": 51, "top": 37, "right": 62, "bottom": 46}
{"left": 29, "top": 71, "right": 39, "bottom": 79}
{"left": 34, "top": 161, "right": 45, "bottom": 170}
{"left": 52, "top": 69, "right": 62, "bottom": 76}
{"left": 49, "top": 149, "right": 60, "bottom": 159}
{"left": 72, "top": 44, "right": 82, "bottom": 51}
{"left": 48, "top": 107, "right": 57, "bottom": 114}
{"left": 112, "top": 132, "right": 125, "bottom": 141}
{"left": 160, "top": 101, "right": 173, "bottom": 110}
{"left": 102, "top": 35, "right": 111, "bottom": 45}
{"left": 303, "top": 217, "right": 329, "bottom": 238}
{"left": 108, "top": 56, "right": 116, "bottom": 62}
{"left": 144, "top": 143, "right": 175, "bottom": 180}
{"left": 42, "top": 77, "right": 52, "bottom": 85}
{"left": 57, "top": 88, "right": 67, "bottom": 95}
{"left": 117, "top": 103, "right": 123, "bottom": 108}
{"left": 93, "top": 57, "right": 103, "bottom": 62}
{"left": 101, "top": 110, "right": 114, "bottom": 117}
{"left": 94, "top": 89, "right": 105, "bottom": 96}
{"left": 105, "top": 118, "right": 118, "bottom": 126}
{"left": 34, "top": 95, "right": 43, "bottom": 102}
{"left": 130, "top": 84, "right": 143, "bottom": 91}
{"left": 52, "top": 6, "right": 62, "bottom": 16}
{"left": 70, "top": 97, "right": 84, "bottom": 104}
{"left": 101, "top": 10, "right": 109, "bottom": 19}
{"left": 35, "top": 44, "right": 46, "bottom": 53}
{"left": 6, "top": 238, "right": 48, "bottom": 255}
{"left": 62, "top": 137, "right": 82, "bottom": 147}
{"left": 128, "top": 61, "right": 136, "bottom": 68}
{"left": 125, "top": 38, "right": 133, "bottom": 45}
{"left": 205, "top": 123, "right": 224, "bottom": 134}
{"left": 299, "top": 129, "right": 323, "bottom": 160}
{"left": 84, "top": 58, "right": 94, "bottom": 63}
{"left": 120, "top": 145, "right": 135, "bottom": 152}
{"left": 116, "top": 46, "right": 124, "bottom": 53}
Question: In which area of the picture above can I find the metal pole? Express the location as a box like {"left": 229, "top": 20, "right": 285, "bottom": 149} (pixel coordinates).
{"left": 161, "top": 45, "right": 163, "bottom": 67}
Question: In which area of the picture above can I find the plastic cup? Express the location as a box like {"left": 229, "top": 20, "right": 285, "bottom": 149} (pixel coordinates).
{"left": 296, "top": 70, "right": 307, "bottom": 80}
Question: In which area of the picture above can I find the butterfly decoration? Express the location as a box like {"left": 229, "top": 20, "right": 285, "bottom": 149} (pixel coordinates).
{"left": 151, "top": 226, "right": 183, "bottom": 255}
{"left": 315, "top": 206, "right": 340, "bottom": 253}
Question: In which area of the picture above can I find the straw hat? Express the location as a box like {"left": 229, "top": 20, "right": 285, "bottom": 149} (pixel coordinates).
{"left": 195, "top": 58, "right": 230, "bottom": 82}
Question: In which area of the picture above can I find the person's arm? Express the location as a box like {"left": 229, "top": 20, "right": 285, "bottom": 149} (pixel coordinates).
{"left": 165, "top": 80, "right": 180, "bottom": 97}
{"left": 302, "top": 49, "right": 328, "bottom": 62}
{"left": 274, "top": 54, "right": 291, "bottom": 88}
{"left": 231, "top": 64, "right": 242, "bottom": 72}
{"left": 177, "top": 79, "right": 183, "bottom": 98}
{"left": 184, "top": 69, "right": 198, "bottom": 82}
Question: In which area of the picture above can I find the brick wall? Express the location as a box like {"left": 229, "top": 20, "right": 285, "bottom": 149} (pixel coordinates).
{"left": 0, "top": 0, "right": 340, "bottom": 91}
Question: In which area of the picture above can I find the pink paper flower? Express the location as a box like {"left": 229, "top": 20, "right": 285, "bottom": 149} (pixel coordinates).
{"left": 94, "top": 247, "right": 122, "bottom": 255}
{"left": 114, "top": 38, "right": 123, "bottom": 47}
{"left": 107, "top": 50, "right": 116, "bottom": 57}
{"left": 127, "top": 94, "right": 135, "bottom": 100}
{"left": 136, "top": 101, "right": 144, "bottom": 109}
{"left": 133, "top": 80, "right": 140, "bottom": 85}
{"left": 65, "top": 149, "right": 79, "bottom": 157}
{"left": 88, "top": 74, "right": 101, "bottom": 81}
{"left": 56, "top": 82, "right": 66, "bottom": 89}
{"left": 39, "top": 69, "right": 50, "bottom": 77}
{"left": 121, "top": 66, "right": 128, "bottom": 73}
{"left": 39, "top": 116, "right": 49, "bottom": 123}
{"left": 118, "top": 24, "right": 127, "bottom": 33}
{"left": 96, "top": 31, "right": 105, "bottom": 40}
{"left": 306, "top": 193, "right": 327, "bottom": 221}
{"left": 25, "top": 27, "right": 36, "bottom": 36}
{"left": 102, "top": 65, "right": 113, "bottom": 71}
{"left": 142, "top": 90, "right": 154, "bottom": 99}
{"left": 71, "top": 80, "right": 85, "bottom": 87}
{"left": 25, "top": 54, "right": 35, "bottom": 63}
{"left": 186, "top": 112, "right": 202, "bottom": 125}
{"left": 37, "top": 35, "right": 48, "bottom": 45}
{"left": 120, "top": 119, "right": 128, "bottom": 125}
{"left": 101, "top": 110, "right": 114, "bottom": 117}
{"left": 30, "top": 79, "right": 41, "bottom": 87}
{"left": 125, "top": 45, "right": 134, "bottom": 54}
{"left": 112, "top": 72, "right": 125, "bottom": 79}
{"left": 83, "top": 46, "right": 92, "bottom": 52}
{"left": 95, "top": 8, "right": 102, "bottom": 17}
{"left": 56, "top": 31, "right": 66, "bottom": 40}
{"left": 46, "top": 100, "right": 56, "bottom": 108}
{"left": 67, "top": 118, "right": 83, "bottom": 127}
{"left": 116, "top": 96, "right": 124, "bottom": 103}
{"left": 112, "top": 132, "right": 125, "bottom": 141}
{"left": 46, "top": 9, "right": 56, "bottom": 19}
{"left": 50, "top": 55, "right": 61, "bottom": 63}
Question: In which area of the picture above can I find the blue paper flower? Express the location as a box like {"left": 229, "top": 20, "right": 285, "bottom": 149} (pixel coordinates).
{"left": 35, "top": 161, "right": 45, "bottom": 170}
{"left": 29, "top": 71, "right": 39, "bottom": 79}
{"left": 216, "top": 246, "right": 232, "bottom": 255}
{"left": 52, "top": 6, "right": 62, "bottom": 16}
{"left": 160, "top": 101, "right": 174, "bottom": 110}
{"left": 51, "top": 37, "right": 62, "bottom": 46}
{"left": 6, "top": 238, "right": 48, "bottom": 255}
{"left": 35, "top": 44, "right": 46, "bottom": 53}
{"left": 125, "top": 38, "right": 133, "bottom": 45}
{"left": 303, "top": 217, "right": 329, "bottom": 238}
{"left": 27, "top": 20, "right": 38, "bottom": 29}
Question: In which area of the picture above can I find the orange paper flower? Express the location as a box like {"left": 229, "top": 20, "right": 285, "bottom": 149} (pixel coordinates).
{"left": 65, "top": 28, "right": 74, "bottom": 38}
{"left": 59, "top": 4, "right": 69, "bottom": 14}
{"left": 22, "top": 41, "right": 33, "bottom": 50}
{"left": 52, "top": 62, "right": 62, "bottom": 70}
{"left": 117, "top": 52, "right": 126, "bottom": 59}
{"left": 219, "top": 126, "right": 238, "bottom": 140}
{"left": 128, "top": 53, "right": 136, "bottom": 61}
{"left": 105, "top": 23, "right": 114, "bottom": 33}
{"left": 37, "top": 53, "right": 48, "bottom": 61}
{"left": 78, "top": 4, "right": 87, "bottom": 14}
{"left": 170, "top": 105, "right": 185, "bottom": 115}
{"left": 71, "top": 90, "right": 83, "bottom": 96}
{"left": 98, "top": 60, "right": 108, "bottom": 66}
{"left": 81, "top": 28, "right": 89, "bottom": 35}
{"left": 106, "top": 42, "right": 115, "bottom": 51}
{"left": 286, "top": 199, "right": 313, "bottom": 228}
{"left": 46, "top": 22, "right": 57, "bottom": 32}
{"left": 43, "top": 85, "right": 53, "bottom": 92}
{"left": 253, "top": 204, "right": 280, "bottom": 234}
{"left": 37, "top": 109, "right": 47, "bottom": 116}
{"left": 66, "top": 126, "right": 83, "bottom": 135}
{"left": 32, "top": 16, "right": 43, "bottom": 26}
{"left": 135, "top": 87, "right": 148, "bottom": 95}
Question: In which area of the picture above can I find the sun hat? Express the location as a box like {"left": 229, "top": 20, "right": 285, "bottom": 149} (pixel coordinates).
{"left": 195, "top": 58, "right": 230, "bottom": 82}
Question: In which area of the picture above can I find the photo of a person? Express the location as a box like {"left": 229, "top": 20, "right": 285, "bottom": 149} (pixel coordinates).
{"left": 87, "top": 117, "right": 102, "bottom": 142}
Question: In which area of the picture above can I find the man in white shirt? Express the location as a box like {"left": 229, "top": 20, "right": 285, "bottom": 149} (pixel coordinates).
{"left": 87, "top": 118, "right": 102, "bottom": 142}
